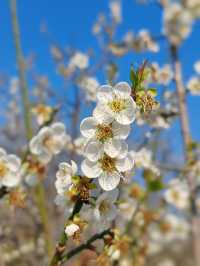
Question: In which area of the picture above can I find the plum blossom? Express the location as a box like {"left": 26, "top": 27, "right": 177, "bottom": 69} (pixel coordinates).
{"left": 164, "top": 179, "right": 189, "bottom": 209}
{"left": 81, "top": 153, "right": 133, "bottom": 191}
{"left": 80, "top": 116, "right": 129, "bottom": 161}
{"left": 69, "top": 52, "right": 89, "bottom": 70}
{"left": 96, "top": 82, "right": 136, "bottom": 125}
{"left": 78, "top": 76, "right": 99, "bottom": 102}
{"left": 163, "top": 3, "right": 193, "bottom": 45}
{"left": 94, "top": 188, "right": 119, "bottom": 222}
{"left": 0, "top": 148, "right": 21, "bottom": 188}
{"left": 30, "top": 122, "right": 69, "bottom": 164}
{"left": 55, "top": 161, "right": 77, "bottom": 195}
{"left": 187, "top": 76, "right": 200, "bottom": 95}
{"left": 65, "top": 223, "right": 80, "bottom": 237}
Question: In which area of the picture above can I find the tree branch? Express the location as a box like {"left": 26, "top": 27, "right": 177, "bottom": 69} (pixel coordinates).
{"left": 170, "top": 44, "right": 200, "bottom": 266}
{"left": 50, "top": 199, "right": 83, "bottom": 266}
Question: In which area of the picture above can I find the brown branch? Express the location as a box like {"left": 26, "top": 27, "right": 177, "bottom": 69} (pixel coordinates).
{"left": 170, "top": 44, "right": 200, "bottom": 266}
{"left": 49, "top": 199, "right": 83, "bottom": 266}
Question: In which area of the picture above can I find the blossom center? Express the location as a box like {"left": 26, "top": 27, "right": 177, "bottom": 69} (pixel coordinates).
{"left": 99, "top": 200, "right": 110, "bottom": 214}
{"left": 43, "top": 135, "right": 56, "bottom": 151}
{"left": 99, "top": 154, "right": 116, "bottom": 173}
{"left": 108, "top": 98, "right": 126, "bottom": 113}
{"left": 0, "top": 161, "right": 8, "bottom": 177}
{"left": 96, "top": 124, "right": 113, "bottom": 142}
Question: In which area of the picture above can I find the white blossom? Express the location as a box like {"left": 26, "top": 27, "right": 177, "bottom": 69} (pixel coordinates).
{"left": 81, "top": 152, "right": 133, "bottom": 191}
{"left": 94, "top": 189, "right": 118, "bottom": 222}
{"left": 163, "top": 3, "right": 193, "bottom": 45}
{"left": 164, "top": 179, "right": 189, "bottom": 209}
{"left": 30, "top": 122, "right": 69, "bottom": 164}
{"left": 109, "top": 0, "right": 122, "bottom": 23}
{"left": 96, "top": 82, "right": 136, "bottom": 125}
{"left": 65, "top": 223, "right": 80, "bottom": 237}
{"left": 55, "top": 160, "right": 77, "bottom": 195}
{"left": 0, "top": 148, "right": 21, "bottom": 188}
{"left": 69, "top": 52, "right": 89, "bottom": 70}
{"left": 80, "top": 116, "right": 129, "bottom": 161}
{"left": 187, "top": 76, "right": 200, "bottom": 95}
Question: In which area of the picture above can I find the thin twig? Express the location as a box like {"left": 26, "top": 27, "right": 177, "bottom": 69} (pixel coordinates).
{"left": 9, "top": 0, "right": 54, "bottom": 259}
{"left": 61, "top": 228, "right": 113, "bottom": 264}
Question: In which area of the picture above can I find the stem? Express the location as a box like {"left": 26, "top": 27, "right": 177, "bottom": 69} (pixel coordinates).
{"left": 35, "top": 183, "right": 54, "bottom": 258}
{"left": 10, "top": 0, "right": 32, "bottom": 141}
{"left": 61, "top": 228, "right": 113, "bottom": 264}
{"left": 49, "top": 199, "right": 83, "bottom": 266}
{"left": 170, "top": 44, "right": 200, "bottom": 266}
{"left": 9, "top": 0, "right": 53, "bottom": 260}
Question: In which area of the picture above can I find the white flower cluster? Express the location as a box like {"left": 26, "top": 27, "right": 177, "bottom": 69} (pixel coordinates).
{"left": 151, "top": 63, "right": 173, "bottom": 86}
{"left": 109, "top": 0, "right": 122, "bottom": 24}
{"left": 164, "top": 178, "right": 189, "bottom": 210}
{"left": 124, "top": 30, "right": 159, "bottom": 53}
{"left": 30, "top": 122, "right": 69, "bottom": 164}
{"left": 80, "top": 82, "right": 136, "bottom": 191}
{"left": 78, "top": 76, "right": 99, "bottom": 102}
{"left": 163, "top": 2, "right": 193, "bottom": 45}
{"left": 187, "top": 61, "right": 200, "bottom": 95}
{"left": 130, "top": 148, "right": 160, "bottom": 176}
{"left": 69, "top": 52, "right": 89, "bottom": 70}
{"left": 0, "top": 148, "right": 21, "bottom": 188}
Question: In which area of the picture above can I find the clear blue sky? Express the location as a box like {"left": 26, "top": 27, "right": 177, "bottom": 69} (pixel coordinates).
{"left": 0, "top": 0, "right": 199, "bottom": 144}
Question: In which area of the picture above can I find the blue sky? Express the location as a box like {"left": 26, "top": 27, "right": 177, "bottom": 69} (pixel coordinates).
{"left": 0, "top": 0, "right": 200, "bottom": 147}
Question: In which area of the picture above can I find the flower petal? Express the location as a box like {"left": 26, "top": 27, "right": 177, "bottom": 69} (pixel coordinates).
{"left": 115, "top": 97, "right": 136, "bottom": 125}
{"left": 93, "top": 105, "right": 113, "bottom": 124}
{"left": 118, "top": 140, "right": 128, "bottom": 159}
{"left": 51, "top": 122, "right": 66, "bottom": 136}
{"left": 6, "top": 155, "right": 21, "bottom": 172}
{"left": 80, "top": 117, "right": 97, "bottom": 138}
{"left": 116, "top": 154, "right": 134, "bottom": 172}
{"left": 104, "top": 139, "right": 122, "bottom": 158}
{"left": 112, "top": 121, "right": 130, "bottom": 139}
{"left": 98, "top": 171, "right": 121, "bottom": 191}
{"left": 81, "top": 159, "right": 102, "bottom": 178}
{"left": 114, "top": 82, "right": 131, "bottom": 98}
{"left": 97, "top": 85, "right": 113, "bottom": 103}
{"left": 3, "top": 173, "right": 21, "bottom": 187}
{"left": 0, "top": 148, "right": 6, "bottom": 158}
{"left": 85, "top": 141, "right": 104, "bottom": 162}
{"left": 30, "top": 136, "right": 41, "bottom": 155}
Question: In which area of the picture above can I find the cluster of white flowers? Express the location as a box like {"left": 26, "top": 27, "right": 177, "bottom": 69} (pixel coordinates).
{"left": 0, "top": 148, "right": 21, "bottom": 188}
{"left": 80, "top": 82, "right": 136, "bottom": 191}
{"left": 30, "top": 122, "right": 69, "bottom": 164}
{"left": 130, "top": 148, "right": 160, "bottom": 176}
{"left": 69, "top": 52, "right": 89, "bottom": 70}
{"left": 187, "top": 61, "right": 200, "bottom": 95}
{"left": 148, "top": 213, "right": 190, "bottom": 255}
{"left": 164, "top": 178, "right": 189, "bottom": 210}
{"left": 109, "top": 0, "right": 122, "bottom": 24}
{"left": 151, "top": 63, "right": 173, "bottom": 86}
{"left": 123, "top": 29, "right": 159, "bottom": 53}
{"left": 163, "top": 2, "right": 193, "bottom": 45}
{"left": 78, "top": 76, "right": 99, "bottom": 102}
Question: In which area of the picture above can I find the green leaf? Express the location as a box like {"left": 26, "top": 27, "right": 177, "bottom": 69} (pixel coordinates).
{"left": 147, "top": 179, "right": 164, "bottom": 192}
{"left": 130, "top": 65, "right": 135, "bottom": 84}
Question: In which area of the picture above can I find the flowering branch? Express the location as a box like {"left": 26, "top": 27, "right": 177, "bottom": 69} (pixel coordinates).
{"left": 50, "top": 199, "right": 83, "bottom": 266}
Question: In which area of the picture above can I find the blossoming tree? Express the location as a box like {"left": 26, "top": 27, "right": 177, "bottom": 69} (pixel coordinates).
{"left": 0, "top": 0, "right": 200, "bottom": 266}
